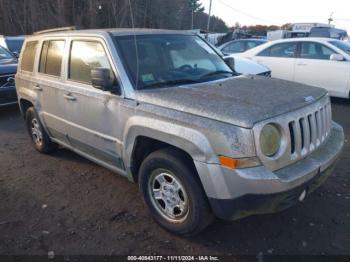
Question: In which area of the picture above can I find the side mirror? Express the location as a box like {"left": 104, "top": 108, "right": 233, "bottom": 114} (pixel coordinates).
{"left": 12, "top": 51, "right": 19, "bottom": 58}
{"left": 224, "top": 57, "right": 235, "bottom": 71}
{"left": 330, "top": 53, "right": 344, "bottom": 61}
{"left": 91, "top": 68, "right": 115, "bottom": 91}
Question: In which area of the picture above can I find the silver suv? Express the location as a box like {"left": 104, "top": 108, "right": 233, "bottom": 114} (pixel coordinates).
{"left": 16, "top": 28, "right": 344, "bottom": 236}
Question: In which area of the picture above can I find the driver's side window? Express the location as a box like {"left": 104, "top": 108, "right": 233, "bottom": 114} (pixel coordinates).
{"left": 69, "top": 40, "right": 114, "bottom": 85}
{"left": 300, "top": 42, "right": 335, "bottom": 60}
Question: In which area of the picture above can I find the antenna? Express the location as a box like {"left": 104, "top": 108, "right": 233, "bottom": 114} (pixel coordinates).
{"left": 328, "top": 12, "right": 334, "bottom": 24}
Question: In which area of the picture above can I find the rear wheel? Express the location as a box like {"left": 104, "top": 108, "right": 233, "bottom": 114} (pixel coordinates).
{"left": 139, "top": 148, "right": 213, "bottom": 236}
{"left": 25, "top": 107, "right": 57, "bottom": 153}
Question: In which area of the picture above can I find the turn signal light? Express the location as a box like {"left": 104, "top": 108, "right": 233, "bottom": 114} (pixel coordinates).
{"left": 218, "top": 156, "right": 261, "bottom": 169}
{"left": 219, "top": 156, "right": 238, "bottom": 169}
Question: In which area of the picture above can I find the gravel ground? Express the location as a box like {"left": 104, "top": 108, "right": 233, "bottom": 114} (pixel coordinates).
{"left": 0, "top": 98, "right": 349, "bottom": 256}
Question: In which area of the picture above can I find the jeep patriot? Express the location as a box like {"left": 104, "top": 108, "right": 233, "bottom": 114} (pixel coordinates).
{"left": 15, "top": 28, "right": 344, "bottom": 236}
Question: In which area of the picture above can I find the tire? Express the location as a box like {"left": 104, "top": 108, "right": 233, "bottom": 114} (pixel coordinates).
{"left": 139, "top": 148, "right": 214, "bottom": 236}
{"left": 25, "top": 107, "right": 57, "bottom": 153}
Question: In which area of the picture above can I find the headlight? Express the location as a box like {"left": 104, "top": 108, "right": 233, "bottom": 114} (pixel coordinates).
{"left": 260, "top": 124, "right": 281, "bottom": 157}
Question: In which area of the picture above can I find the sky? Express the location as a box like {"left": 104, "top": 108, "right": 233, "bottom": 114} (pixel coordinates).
{"left": 200, "top": 0, "right": 350, "bottom": 32}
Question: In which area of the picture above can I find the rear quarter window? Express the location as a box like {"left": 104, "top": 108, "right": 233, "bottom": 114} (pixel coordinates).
{"left": 21, "top": 41, "right": 38, "bottom": 72}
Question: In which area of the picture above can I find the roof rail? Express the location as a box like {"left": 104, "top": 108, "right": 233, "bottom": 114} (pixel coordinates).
{"left": 33, "top": 26, "right": 76, "bottom": 35}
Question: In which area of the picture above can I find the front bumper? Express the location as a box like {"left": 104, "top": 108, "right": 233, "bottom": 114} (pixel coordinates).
{"left": 194, "top": 122, "right": 344, "bottom": 220}
{"left": 0, "top": 86, "right": 17, "bottom": 107}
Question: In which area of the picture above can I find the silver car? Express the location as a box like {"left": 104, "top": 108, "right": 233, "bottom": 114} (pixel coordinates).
{"left": 15, "top": 28, "right": 344, "bottom": 236}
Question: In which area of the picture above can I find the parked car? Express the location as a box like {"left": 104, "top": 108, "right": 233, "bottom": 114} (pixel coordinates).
{"left": 205, "top": 40, "right": 271, "bottom": 76}
{"left": 16, "top": 28, "right": 344, "bottom": 236}
{"left": 237, "top": 37, "right": 350, "bottom": 98}
{"left": 218, "top": 39, "right": 266, "bottom": 55}
{"left": 228, "top": 56, "right": 271, "bottom": 76}
{"left": 0, "top": 46, "right": 18, "bottom": 107}
{"left": 0, "top": 35, "right": 25, "bottom": 56}
{"left": 309, "top": 27, "right": 348, "bottom": 40}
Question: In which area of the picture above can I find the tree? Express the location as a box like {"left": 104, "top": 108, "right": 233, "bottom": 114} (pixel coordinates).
{"left": 0, "top": 0, "right": 228, "bottom": 35}
{"left": 189, "top": 0, "right": 204, "bottom": 29}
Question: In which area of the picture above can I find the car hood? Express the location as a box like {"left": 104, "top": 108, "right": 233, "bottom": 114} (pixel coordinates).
{"left": 0, "top": 58, "right": 17, "bottom": 75}
{"left": 136, "top": 76, "right": 327, "bottom": 128}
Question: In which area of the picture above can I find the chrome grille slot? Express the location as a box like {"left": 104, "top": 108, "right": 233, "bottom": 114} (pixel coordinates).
{"left": 288, "top": 102, "right": 331, "bottom": 160}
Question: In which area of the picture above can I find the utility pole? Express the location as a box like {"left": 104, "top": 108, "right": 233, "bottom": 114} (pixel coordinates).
{"left": 191, "top": 8, "right": 194, "bottom": 29}
{"left": 206, "top": 0, "right": 213, "bottom": 34}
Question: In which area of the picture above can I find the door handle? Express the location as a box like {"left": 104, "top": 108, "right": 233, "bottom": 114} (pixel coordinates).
{"left": 63, "top": 94, "right": 76, "bottom": 101}
{"left": 297, "top": 62, "right": 307, "bottom": 66}
{"left": 33, "top": 84, "right": 42, "bottom": 91}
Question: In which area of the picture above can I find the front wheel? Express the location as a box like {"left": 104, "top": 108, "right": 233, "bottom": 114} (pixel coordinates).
{"left": 139, "top": 148, "right": 213, "bottom": 236}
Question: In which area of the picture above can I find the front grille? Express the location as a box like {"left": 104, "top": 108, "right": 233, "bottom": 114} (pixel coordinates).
{"left": 0, "top": 74, "right": 15, "bottom": 88}
{"left": 288, "top": 101, "right": 331, "bottom": 159}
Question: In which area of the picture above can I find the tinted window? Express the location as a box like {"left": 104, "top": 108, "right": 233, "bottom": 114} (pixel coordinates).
{"left": 330, "top": 40, "right": 350, "bottom": 55}
{"left": 300, "top": 42, "right": 335, "bottom": 60}
{"left": 222, "top": 41, "right": 245, "bottom": 53}
{"left": 69, "top": 41, "right": 113, "bottom": 84}
{"left": 21, "top": 41, "right": 38, "bottom": 72}
{"left": 247, "top": 41, "right": 263, "bottom": 49}
{"left": 259, "top": 42, "right": 297, "bottom": 58}
{"left": 257, "top": 47, "right": 271, "bottom": 57}
{"left": 39, "top": 40, "right": 65, "bottom": 76}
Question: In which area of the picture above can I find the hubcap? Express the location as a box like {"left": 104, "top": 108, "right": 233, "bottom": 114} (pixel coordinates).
{"left": 31, "top": 118, "right": 43, "bottom": 145}
{"left": 149, "top": 170, "right": 189, "bottom": 222}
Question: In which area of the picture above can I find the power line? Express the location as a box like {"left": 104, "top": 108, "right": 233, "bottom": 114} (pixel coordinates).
{"left": 216, "top": 0, "right": 275, "bottom": 25}
{"left": 333, "top": 18, "right": 350, "bottom": 21}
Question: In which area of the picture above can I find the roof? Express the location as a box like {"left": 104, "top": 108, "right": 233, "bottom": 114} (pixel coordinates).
{"left": 31, "top": 28, "right": 194, "bottom": 37}
{"left": 267, "top": 37, "right": 339, "bottom": 44}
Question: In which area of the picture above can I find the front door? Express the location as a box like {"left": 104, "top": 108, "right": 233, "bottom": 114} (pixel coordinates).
{"left": 294, "top": 41, "right": 350, "bottom": 98}
{"left": 62, "top": 39, "right": 125, "bottom": 171}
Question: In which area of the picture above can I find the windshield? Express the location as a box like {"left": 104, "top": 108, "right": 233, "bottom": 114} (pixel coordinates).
{"left": 0, "top": 46, "right": 14, "bottom": 60}
{"left": 329, "top": 40, "right": 350, "bottom": 55}
{"left": 5, "top": 38, "right": 24, "bottom": 53}
{"left": 114, "top": 34, "right": 233, "bottom": 90}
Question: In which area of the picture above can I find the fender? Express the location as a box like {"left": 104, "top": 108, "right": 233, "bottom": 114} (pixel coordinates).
{"left": 123, "top": 115, "right": 218, "bottom": 169}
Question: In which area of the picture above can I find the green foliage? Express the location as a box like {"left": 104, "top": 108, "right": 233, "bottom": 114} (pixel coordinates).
{"left": 189, "top": 0, "right": 204, "bottom": 12}
{"left": 0, "top": 0, "right": 227, "bottom": 35}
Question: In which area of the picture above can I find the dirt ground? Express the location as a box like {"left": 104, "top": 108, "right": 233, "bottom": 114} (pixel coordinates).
{"left": 0, "top": 98, "right": 349, "bottom": 257}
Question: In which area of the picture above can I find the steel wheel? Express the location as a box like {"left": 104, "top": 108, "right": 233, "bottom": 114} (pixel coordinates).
{"left": 31, "top": 118, "right": 43, "bottom": 146}
{"left": 148, "top": 169, "right": 189, "bottom": 223}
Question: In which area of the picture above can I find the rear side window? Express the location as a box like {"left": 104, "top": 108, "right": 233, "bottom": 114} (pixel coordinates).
{"left": 39, "top": 40, "right": 65, "bottom": 77}
{"left": 257, "top": 47, "right": 271, "bottom": 57}
{"left": 258, "top": 42, "right": 297, "bottom": 58}
{"left": 21, "top": 41, "right": 38, "bottom": 72}
{"left": 222, "top": 41, "right": 245, "bottom": 53}
{"left": 69, "top": 41, "right": 113, "bottom": 84}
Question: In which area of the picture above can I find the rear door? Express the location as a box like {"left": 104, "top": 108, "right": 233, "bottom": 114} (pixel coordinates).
{"left": 252, "top": 42, "right": 298, "bottom": 81}
{"left": 61, "top": 38, "right": 125, "bottom": 170}
{"left": 294, "top": 41, "right": 350, "bottom": 98}
{"left": 37, "top": 38, "right": 70, "bottom": 144}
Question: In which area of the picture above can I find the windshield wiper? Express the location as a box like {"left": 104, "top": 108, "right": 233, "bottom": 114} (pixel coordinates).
{"left": 143, "top": 79, "right": 200, "bottom": 89}
{"left": 200, "top": 70, "right": 235, "bottom": 80}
